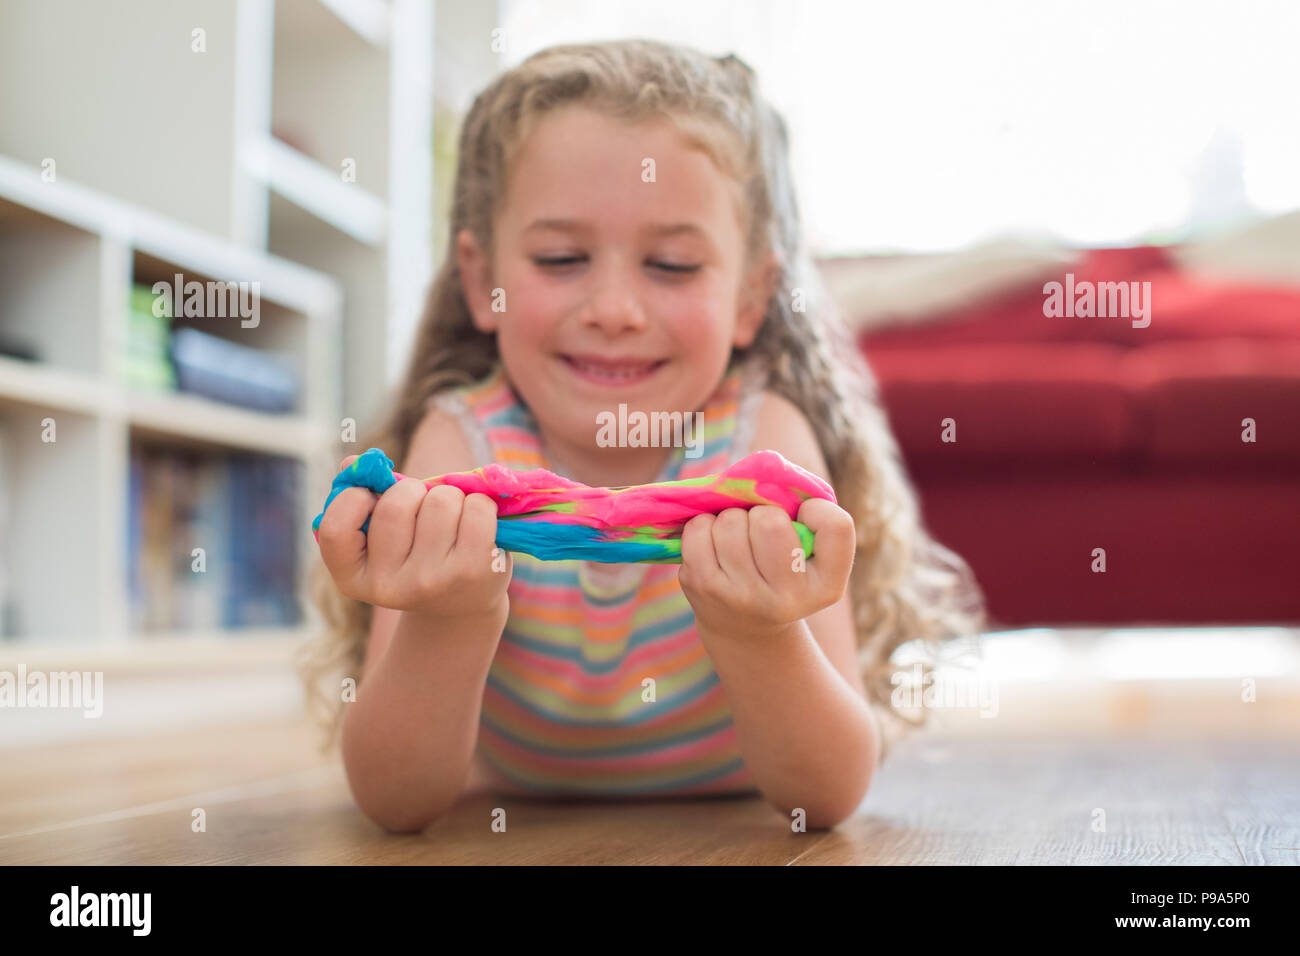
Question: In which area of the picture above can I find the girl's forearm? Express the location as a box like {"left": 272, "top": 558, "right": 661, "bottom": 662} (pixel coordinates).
{"left": 340, "top": 604, "right": 508, "bottom": 833}
{"left": 698, "top": 620, "right": 880, "bottom": 828}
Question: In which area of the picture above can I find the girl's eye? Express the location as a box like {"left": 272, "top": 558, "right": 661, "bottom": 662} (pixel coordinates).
{"left": 534, "top": 256, "right": 585, "bottom": 269}
{"left": 532, "top": 256, "right": 700, "bottom": 275}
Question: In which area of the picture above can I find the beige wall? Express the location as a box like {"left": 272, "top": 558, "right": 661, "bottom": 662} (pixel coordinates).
{"left": 0, "top": 0, "right": 242, "bottom": 238}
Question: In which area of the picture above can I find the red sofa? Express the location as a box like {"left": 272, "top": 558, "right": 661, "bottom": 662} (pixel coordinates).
{"left": 851, "top": 246, "right": 1300, "bottom": 628}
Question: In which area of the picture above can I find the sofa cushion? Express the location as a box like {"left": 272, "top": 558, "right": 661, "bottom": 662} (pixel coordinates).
{"left": 867, "top": 343, "right": 1140, "bottom": 466}
{"left": 1126, "top": 339, "right": 1300, "bottom": 465}
{"left": 914, "top": 473, "right": 1300, "bottom": 625}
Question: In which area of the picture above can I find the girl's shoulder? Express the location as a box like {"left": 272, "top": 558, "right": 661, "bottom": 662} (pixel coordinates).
{"left": 408, "top": 380, "right": 498, "bottom": 477}
{"left": 743, "top": 385, "right": 831, "bottom": 484}
{"left": 404, "top": 404, "right": 480, "bottom": 477}
{"left": 419, "top": 367, "right": 509, "bottom": 471}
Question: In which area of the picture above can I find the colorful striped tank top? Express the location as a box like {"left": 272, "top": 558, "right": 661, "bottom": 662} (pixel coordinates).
{"left": 430, "top": 356, "right": 769, "bottom": 797}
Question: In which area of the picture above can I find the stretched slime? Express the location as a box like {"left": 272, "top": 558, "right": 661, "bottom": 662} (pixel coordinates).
{"left": 311, "top": 447, "right": 836, "bottom": 564}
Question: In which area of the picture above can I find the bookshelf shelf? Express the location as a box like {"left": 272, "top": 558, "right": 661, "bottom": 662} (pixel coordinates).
{"left": 125, "top": 390, "right": 330, "bottom": 459}
{"left": 0, "top": 356, "right": 111, "bottom": 416}
{"left": 0, "top": 358, "right": 329, "bottom": 460}
{"left": 0, "top": 157, "right": 344, "bottom": 322}
{"left": 0, "top": 626, "right": 311, "bottom": 674}
{"left": 243, "top": 135, "right": 388, "bottom": 246}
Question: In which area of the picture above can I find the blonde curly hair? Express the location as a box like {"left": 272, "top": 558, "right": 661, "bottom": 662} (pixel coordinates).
{"left": 298, "top": 38, "right": 985, "bottom": 765}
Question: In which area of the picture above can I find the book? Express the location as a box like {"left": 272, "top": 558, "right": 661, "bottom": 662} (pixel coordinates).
{"left": 170, "top": 328, "right": 299, "bottom": 413}
{"left": 126, "top": 447, "right": 302, "bottom": 634}
{"left": 123, "top": 284, "right": 176, "bottom": 391}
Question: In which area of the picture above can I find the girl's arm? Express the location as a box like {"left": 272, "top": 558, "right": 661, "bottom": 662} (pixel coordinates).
{"left": 336, "top": 408, "right": 508, "bottom": 833}
{"left": 341, "top": 602, "right": 508, "bottom": 833}
{"left": 688, "top": 392, "right": 881, "bottom": 828}
{"left": 696, "top": 606, "right": 879, "bottom": 829}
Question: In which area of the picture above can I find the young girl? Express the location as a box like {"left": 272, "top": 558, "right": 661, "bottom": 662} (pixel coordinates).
{"left": 303, "top": 39, "right": 983, "bottom": 832}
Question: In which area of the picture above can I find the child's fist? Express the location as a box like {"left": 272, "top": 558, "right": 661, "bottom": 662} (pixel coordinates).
{"left": 316, "top": 457, "right": 512, "bottom": 619}
{"left": 677, "top": 498, "right": 854, "bottom": 639}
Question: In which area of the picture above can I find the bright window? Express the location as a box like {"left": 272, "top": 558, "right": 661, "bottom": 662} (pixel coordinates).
{"left": 499, "top": 0, "right": 1300, "bottom": 254}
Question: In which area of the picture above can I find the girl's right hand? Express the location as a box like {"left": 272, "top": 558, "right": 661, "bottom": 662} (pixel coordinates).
{"left": 316, "top": 456, "right": 512, "bottom": 620}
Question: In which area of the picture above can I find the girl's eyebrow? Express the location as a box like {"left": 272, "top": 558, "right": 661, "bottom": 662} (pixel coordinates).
{"left": 524, "top": 218, "right": 711, "bottom": 241}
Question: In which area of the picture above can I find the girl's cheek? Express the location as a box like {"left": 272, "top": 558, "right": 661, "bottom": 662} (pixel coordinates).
{"left": 669, "top": 298, "right": 729, "bottom": 345}
{"left": 656, "top": 280, "right": 715, "bottom": 320}
{"left": 497, "top": 280, "right": 559, "bottom": 340}
{"left": 515, "top": 275, "right": 579, "bottom": 327}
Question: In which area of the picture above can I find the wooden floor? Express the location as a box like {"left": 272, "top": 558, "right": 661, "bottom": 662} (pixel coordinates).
{"left": 2, "top": 685, "right": 1297, "bottom": 864}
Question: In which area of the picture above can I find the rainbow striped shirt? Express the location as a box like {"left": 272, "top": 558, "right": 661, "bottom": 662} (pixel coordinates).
{"left": 430, "top": 356, "right": 768, "bottom": 796}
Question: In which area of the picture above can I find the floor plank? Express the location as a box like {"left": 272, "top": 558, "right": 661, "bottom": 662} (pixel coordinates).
{"left": 3, "top": 713, "right": 1295, "bottom": 865}
{"left": 0, "top": 718, "right": 334, "bottom": 837}
{"left": 1203, "top": 746, "right": 1300, "bottom": 866}
{"left": 0, "top": 762, "right": 816, "bottom": 865}
{"left": 794, "top": 736, "right": 1251, "bottom": 865}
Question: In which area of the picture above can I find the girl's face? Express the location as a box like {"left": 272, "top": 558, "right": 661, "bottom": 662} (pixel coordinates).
{"left": 458, "top": 105, "right": 776, "bottom": 479}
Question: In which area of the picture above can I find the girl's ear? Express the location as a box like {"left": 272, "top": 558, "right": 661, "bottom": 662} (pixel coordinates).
{"left": 733, "top": 250, "right": 779, "bottom": 348}
{"left": 457, "top": 228, "right": 499, "bottom": 334}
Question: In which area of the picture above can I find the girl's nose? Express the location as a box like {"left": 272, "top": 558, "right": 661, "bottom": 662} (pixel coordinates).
{"left": 582, "top": 283, "right": 647, "bottom": 335}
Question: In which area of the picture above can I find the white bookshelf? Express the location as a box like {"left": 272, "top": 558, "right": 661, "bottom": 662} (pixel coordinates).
{"left": 0, "top": 157, "right": 342, "bottom": 651}
{"left": 0, "top": 0, "right": 502, "bottom": 668}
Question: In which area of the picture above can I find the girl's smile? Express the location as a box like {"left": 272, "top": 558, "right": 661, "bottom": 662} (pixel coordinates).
{"left": 557, "top": 353, "right": 670, "bottom": 388}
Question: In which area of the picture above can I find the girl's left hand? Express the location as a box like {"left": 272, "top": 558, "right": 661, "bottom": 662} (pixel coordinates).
{"left": 677, "top": 499, "right": 855, "bottom": 640}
